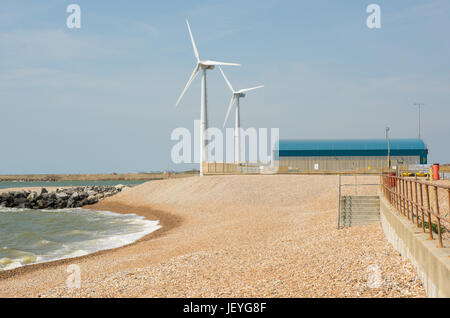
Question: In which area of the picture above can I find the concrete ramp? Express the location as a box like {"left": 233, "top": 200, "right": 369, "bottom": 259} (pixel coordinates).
{"left": 340, "top": 196, "right": 380, "bottom": 227}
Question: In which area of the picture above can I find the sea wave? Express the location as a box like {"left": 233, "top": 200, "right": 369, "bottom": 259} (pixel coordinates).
{"left": 0, "top": 208, "right": 161, "bottom": 271}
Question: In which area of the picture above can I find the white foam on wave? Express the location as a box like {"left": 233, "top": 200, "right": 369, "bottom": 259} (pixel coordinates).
{"left": 47, "top": 215, "right": 162, "bottom": 259}
{"left": 0, "top": 208, "right": 162, "bottom": 271}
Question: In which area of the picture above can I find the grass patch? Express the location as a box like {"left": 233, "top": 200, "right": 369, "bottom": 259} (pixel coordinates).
{"left": 418, "top": 221, "right": 447, "bottom": 234}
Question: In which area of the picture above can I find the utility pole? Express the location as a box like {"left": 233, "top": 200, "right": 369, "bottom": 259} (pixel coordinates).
{"left": 413, "top": 103, "right": 424, "bottom": 139}
{"left": 385, "top": 127, "right": 391, "bottom": 169}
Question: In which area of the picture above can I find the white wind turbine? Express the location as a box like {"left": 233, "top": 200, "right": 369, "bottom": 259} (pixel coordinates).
{"left": 176, "top": 20, "right": 240, "bottom": 176}
{"left": 219, "top": 66, "right": 263, "bottom": 164}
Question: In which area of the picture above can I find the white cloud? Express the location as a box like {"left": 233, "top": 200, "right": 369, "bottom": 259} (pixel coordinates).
{"left": 0, "top": 29, "right": 122, "bottom": 64}
{"left": 391, "top": 0, "right": 450, "bottom": 22}
{"left": 0, "top": 67, "right": 121, "bottom": 90}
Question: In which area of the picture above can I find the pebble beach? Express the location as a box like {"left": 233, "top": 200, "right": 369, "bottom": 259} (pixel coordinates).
{"left": 0, "top": 175, "right": 425, "bottom": 297}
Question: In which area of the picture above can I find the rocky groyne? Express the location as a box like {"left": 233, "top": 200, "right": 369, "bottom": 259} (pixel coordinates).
{"left": 0, "top": 185, "right": 132, "bottom": 209}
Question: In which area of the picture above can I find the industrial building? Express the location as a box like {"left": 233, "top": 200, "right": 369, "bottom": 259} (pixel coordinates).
{"left": 275, "top": 139, "right": 428, "bottom": 172}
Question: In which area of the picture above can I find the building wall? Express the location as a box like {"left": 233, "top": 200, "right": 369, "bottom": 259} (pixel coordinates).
{"left": 279, "top": 155, "right": 421, "bottom": 171}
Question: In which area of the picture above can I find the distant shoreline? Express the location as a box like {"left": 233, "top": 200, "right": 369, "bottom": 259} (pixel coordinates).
{"left": 0, "top": 171, "right": 198, "bottom": 182}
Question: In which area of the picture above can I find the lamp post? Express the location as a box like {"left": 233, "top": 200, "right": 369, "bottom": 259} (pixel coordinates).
{"left": 413, "top": 103, "right": 424, "bottom": 139}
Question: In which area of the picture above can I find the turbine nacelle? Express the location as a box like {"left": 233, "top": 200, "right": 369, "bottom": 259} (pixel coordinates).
{"left": 236, "top": 93, "right": 246, "bottom": 98}
{"left": 199, "top": 60, "right": 240, "bottom": 70}
{"left": 200, "top": 64, "right": 215, "bottom": 70}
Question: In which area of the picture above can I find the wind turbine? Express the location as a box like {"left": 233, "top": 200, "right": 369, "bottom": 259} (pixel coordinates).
{"left": 219, "top": 66, "right": 263, "bottom": 163}
{"left": 176, "top": 20, "right": 240, "bottom": 176}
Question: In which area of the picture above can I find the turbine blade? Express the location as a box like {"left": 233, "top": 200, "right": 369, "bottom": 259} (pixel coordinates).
{"left": 219, "top": 66, "right": 234, "bottom": 93}
{"left": 176, "top": 64, "right": 200, "bottom": 106}
{"left": 238, "top": 85, "right": 264, "bottom": 94}
{"left": 223, "top": 95, "right": 236, "bottom": 128}
{"left": 186, "top": 20, "right": 200, "bottom": 62}
{"left": 202, "top": 60, "right": 240, "bottom": 66}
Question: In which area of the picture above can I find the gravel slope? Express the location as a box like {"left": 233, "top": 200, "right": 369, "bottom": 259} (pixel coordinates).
{"left": 0, "top": 175, "right": 425, "bottom": 297}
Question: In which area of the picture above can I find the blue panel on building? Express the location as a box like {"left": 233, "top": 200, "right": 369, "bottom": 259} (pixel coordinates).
{"left": 275, "top": 139, "right": 428, "bottom": 163}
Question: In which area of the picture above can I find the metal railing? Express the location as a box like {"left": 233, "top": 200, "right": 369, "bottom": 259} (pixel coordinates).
{"left": 381, "top": 174, "right": 450, "bottom": 248}
{"left": 337, "top": 175, "right": 380, "bottom": 229}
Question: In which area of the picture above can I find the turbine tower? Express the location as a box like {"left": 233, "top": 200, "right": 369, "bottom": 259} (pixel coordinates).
{"left": 176, "top": 20, "right": 240, "bottom": 176}
{"left": 219, "top": 66, "right": 263, "bottom": 163}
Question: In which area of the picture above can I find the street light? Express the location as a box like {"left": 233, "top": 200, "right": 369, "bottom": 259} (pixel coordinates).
{"left": 413, "top": 103, "right": 424, "bottom": 139}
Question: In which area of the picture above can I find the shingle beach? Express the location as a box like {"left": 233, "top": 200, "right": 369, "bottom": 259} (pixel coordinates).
{"left": 0, "top": 175, "right": 425, "bottom": 297}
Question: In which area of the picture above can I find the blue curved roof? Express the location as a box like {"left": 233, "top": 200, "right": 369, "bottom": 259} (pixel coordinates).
{"left": 276, "top": 139, "right": 428, "bottom": 158}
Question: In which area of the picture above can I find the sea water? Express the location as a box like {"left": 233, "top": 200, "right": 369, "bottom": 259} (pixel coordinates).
{"left": 0, "top": 208, "right": 161, "bottom": 270}
{"left": 0, "top": 180, "right": 147, "bottom": 190}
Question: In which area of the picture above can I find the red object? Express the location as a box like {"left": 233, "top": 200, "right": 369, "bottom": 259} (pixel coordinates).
{"left": 389, "top": 173, "right": 396, "bottom": 187}
{"left": 432, "top": 164, "right": 440, "bottom": 180}
{"left": 167, "top": 171, "right": 171, "bottom": 178}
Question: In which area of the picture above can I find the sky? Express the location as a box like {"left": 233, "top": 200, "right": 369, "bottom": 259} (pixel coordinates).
{"left": 0, "top": 0, "right": 449, "bottom": 174}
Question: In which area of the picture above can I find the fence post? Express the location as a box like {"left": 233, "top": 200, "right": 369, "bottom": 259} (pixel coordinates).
{"left": 448, "top": 189, "right": 450, "bottom": 222}
{"left": 415, "top": 182, "right": 419, "bottom": 227}
{"left": 420, "top": 183, "right": 425, "bottom": 233}
{"left": 406, "top": 180, "right": 410, "bottom": 220}
{"left": 425, "top": 184, "right": 433, "bottom": 240}
{"left": 389, "top": 176, "right": 393, "bottom": 204}
{"left": 403, "top": 180, "right": 409, "bottom": 218}
{"left": 409, "top": 180, "right": 414, "bottom": 224}
{"left": 403, "top": 179, "right": 407, "bottom": 216}
{"left": 434, "top": 186, "right": 443, "bottom": 248}
{"left": 337, "top": 175, "right": 341, "bottom": 230}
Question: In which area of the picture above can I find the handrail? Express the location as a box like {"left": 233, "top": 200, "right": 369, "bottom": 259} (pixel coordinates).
{"left": 340, "top": 183, "right": 380, "bottom": 186}
{"left": 396, "top": 177, "right": 450, "bottom": 190}
{"left": 338, "top": 174, "right": 380, "bottom": 229}
{"left": 380, "top": 174, "right": 449, "bottom": 248}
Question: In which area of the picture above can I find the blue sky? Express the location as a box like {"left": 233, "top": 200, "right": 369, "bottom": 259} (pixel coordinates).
{"left": 1, "top": 0, "right": 449, "bottom": 173}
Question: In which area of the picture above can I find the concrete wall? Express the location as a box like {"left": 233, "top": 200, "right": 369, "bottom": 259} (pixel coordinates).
{"left": 203, "top": 162, "right": 240, "bottom": 174}
{"left": 379, "top": 197, "right": 450, "bottom": 298}
{"left": 202, "top": 162, "right": 279, "bottom": 175}
{"left": 280, "top": 156, "right": 420, "bottom": 171}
